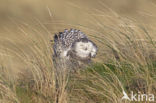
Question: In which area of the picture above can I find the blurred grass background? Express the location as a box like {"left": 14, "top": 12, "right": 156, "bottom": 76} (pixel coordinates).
{"left": 1, "top": 0, "right": 156, "bottom": 73}
{"left": 0, "top": 0, "right": 156, "bottom": 103}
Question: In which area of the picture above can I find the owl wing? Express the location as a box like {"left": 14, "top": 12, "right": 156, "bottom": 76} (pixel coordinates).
{"left": 59, "top": 29, "right": 87, "bottom": 48}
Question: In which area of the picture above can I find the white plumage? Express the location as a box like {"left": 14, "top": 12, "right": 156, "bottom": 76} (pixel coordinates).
{"left": 74, "top": 39, "right": 97, "bottom": 58}
{"left": 53, "top": 28, "right": 97, "bottom": 63}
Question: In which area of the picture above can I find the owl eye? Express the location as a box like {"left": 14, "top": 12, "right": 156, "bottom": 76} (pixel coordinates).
{"left": 84, "top": 47, "right": 87, "bottom": 51}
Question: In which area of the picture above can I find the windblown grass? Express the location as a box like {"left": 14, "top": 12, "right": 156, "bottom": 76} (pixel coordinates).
{"left": 0, "top": 0, "right": 156, "bottom": 103}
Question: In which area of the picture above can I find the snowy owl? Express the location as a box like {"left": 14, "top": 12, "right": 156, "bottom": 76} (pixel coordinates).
{"left": 53, "top": 29, "right": 97, "bottom": 61}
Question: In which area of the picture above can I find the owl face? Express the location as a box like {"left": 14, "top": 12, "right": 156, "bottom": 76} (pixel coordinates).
{"left": 72, "top": 38, "right": 97, "bottom": 59}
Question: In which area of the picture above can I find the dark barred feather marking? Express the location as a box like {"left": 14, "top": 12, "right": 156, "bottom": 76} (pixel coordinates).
{"left": 53, "top": 29, "right": 88, "bottom": 57}
{"left": 53, "top": 29, "right": 97, "bottom": 61}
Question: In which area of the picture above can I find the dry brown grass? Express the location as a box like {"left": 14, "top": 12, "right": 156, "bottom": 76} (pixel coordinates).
{"left": 0, "top": 0, "right": 156, "bottom": 103}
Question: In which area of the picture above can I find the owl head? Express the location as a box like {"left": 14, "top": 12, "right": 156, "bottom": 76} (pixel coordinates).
{"left": 70, "top": 38, "right": 97, "bottom": 59}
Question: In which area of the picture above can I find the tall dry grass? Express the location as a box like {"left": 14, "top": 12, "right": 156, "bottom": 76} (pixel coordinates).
{"left": 0, "top": 0, "right": 156, "bottom": 103}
